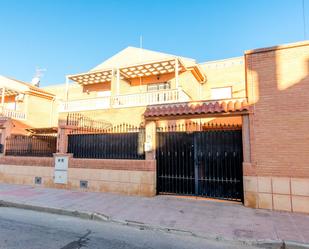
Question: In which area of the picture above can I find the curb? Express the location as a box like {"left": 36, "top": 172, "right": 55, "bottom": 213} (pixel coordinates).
{"left": 0, "top": 200, "right": 308, "bottom": 249}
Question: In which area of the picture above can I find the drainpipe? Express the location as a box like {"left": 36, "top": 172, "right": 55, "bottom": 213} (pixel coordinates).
{"left": 49, "top": 96, "right": 56, "bottom": 127}
{"left": 65, "top": 76, "right": 70, "bottom": 111}
{"left": 175, "top": 58, "right": 179, "bottom": 89}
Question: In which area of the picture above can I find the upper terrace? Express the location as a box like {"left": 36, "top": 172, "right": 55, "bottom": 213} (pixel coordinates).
{"left": 58, "top": 47, "right": 208, "bottom": 112}
{"left": 0, "top": 76, "right": 28, "bottom": 120}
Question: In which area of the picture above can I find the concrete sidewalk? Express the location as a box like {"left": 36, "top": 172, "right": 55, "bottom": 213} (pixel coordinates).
{"left": 0, "top": 183, "right": 308, "bottom": 246}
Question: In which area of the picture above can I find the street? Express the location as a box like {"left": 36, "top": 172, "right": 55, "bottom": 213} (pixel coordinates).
{"left": 0, "top": 207, "right": 265, "bottom": 249}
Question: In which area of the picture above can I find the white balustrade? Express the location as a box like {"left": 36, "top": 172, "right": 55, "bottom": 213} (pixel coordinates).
{"left": 0, "top": 107, "right": 26, "bottom": 120}
{"left": 112, "top": 89, "right": 190, "bottom": 108}
{"left": 59, "top": 97, "right": 111, "bottom": 112}
{"left": 59, "top": 89, "right": 191, "bottom": 112}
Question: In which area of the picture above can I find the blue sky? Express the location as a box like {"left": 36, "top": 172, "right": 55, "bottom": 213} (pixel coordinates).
{"left": 1, "top": 0, "right": 308, "bottom": 86}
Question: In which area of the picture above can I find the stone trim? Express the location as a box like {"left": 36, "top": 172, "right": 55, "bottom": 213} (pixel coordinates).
{"left": 0, "top": 156, "right": 156, "bottom": 172}
{"left": 0, "top": 156, "right": 53, "bottom": 167}
{"left": 70, "top": 158, "right": 156, "bottom": 172}
{"left": 245, "top": 40, "right": 309, "bottom": 55}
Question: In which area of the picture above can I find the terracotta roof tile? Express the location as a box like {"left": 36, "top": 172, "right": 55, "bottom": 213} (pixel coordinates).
{"left": 144, "top": 99, "right": 250, "bottom": 118}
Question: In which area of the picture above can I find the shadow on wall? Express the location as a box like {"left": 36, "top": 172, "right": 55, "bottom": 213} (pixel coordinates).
{"left": 246, "top": 43, "right": 309, "bottom": 177}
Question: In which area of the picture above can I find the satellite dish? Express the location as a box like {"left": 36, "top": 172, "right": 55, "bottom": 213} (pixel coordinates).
{"left": 31, "top": 77, "right": 40, "bottom": 87}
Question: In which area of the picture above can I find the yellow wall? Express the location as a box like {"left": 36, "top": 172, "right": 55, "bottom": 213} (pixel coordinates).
{"left": 59, "top": 106, "right": 146, "bottom": 126}
{"left": 200, "top": 57, "right": 246, "bottom": 99}
{"left": 44, "top": 83, "right": 104, "bottom": 101}
{"left": 25, "top": 94, "right": 56, "bottom": 127}
{"left": 1, "top": 93, "right": 56, "bottom": 129}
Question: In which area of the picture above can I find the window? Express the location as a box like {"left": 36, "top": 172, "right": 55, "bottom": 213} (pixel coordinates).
{"left": 147, "top": 82, "right": 170, "bottom": 92}
{"left": 210, "top": 87, "right": 232, "bottom": 100}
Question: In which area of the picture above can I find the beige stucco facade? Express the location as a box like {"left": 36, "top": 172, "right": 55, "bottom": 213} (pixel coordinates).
{"left": 0, "top": 76, "right": 56, "bottom": 135}
{"left": 43, "top": 47, "right": 246, "bottom": 126}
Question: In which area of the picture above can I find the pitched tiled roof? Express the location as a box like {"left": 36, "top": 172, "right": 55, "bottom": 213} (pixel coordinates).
{"left": 91, "top": 46, "right": 197, "bottom": 71}
{"left": 144, "top": 99, "right": 250, "bottom": 118}
{"left": 0, "top": 75, "right": 54, "bottom": 97}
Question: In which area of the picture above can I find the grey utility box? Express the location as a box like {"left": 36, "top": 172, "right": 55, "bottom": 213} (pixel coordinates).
{"left": 54, "top": 156, "right": 68, "bottom": 184}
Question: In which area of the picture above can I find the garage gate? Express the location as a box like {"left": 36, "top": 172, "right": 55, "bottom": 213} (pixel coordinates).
{"left": 156, "top": 127, "right": 243, "bottom": 202}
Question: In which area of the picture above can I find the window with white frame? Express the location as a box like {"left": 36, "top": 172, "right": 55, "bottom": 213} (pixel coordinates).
{"left": 210, "top": 87, "right": 232, "bottom": 100}
{"left": 147, "top": 82, "right": 170, "bottom": 92}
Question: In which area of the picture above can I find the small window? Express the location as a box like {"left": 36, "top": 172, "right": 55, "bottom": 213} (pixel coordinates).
{"left": 210, "top": 87, "right": 232, "bottom": 100}
{"left": 147, "top": 84, "right": 159, "bottom": 92}
{"left": 147, "top": 82, "right": 170, "bottom": 92}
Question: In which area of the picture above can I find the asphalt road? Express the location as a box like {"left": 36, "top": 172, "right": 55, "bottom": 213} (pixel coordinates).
{"left": 0, "top": 207, "right": 267, "bottom": 249}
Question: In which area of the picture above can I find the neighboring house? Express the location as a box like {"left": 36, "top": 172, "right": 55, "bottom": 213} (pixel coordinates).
{"left": 0, "top": 75, "right": 56, "bottom": 141}
{"left": 44, "top": 47, "right": 246, "bottom": 126}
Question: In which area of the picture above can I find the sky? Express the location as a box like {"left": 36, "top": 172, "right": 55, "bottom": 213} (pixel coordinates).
{"left": 0, "top": 0, "right": 308, "bottom": 86}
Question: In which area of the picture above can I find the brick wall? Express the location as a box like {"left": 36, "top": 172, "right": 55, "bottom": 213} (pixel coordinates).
{"left": 246, "top": 41, "right": 309, "bottom": 178}
{"left": 244, "top": 41, "right": 309, "bottom": 213}
{"left": 0, "top": 156, "right": 156, "bottom": 197}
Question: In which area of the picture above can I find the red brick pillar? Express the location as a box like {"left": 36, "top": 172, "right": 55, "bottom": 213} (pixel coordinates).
{"left": 57, "top": 120, "right": 76, "bottom": 154}
{"left": 0, "top": 118, "right": 13, "bottom": 155}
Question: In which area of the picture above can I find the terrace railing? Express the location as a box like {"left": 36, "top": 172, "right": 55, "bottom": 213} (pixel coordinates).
{"left": 59, "top": 88, "right": 191, "bottom": 112}
{"left": 0, "top": 106, "right": 26, "bottom": 120}
{"left": 59, "top": 96, "right": 111, "bottom": 112}
{"left": 111, "top": 88, "right": 191, "bottom": 108}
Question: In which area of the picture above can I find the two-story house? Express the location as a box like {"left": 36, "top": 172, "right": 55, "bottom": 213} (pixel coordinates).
{"left": 44, "top": 47, "right": 246, "bottom": 126}
{"left": 0, "top": 75, "right": 56, "bottom": 145}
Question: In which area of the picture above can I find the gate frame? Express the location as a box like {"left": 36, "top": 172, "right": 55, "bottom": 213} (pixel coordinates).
{"left": 144, "top": 111, "right": 252, "bottom": 203}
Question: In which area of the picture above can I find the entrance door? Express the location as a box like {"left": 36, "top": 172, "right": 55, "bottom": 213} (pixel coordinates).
{"left": 156, "top": 129, "right": 243, "bottom": 201}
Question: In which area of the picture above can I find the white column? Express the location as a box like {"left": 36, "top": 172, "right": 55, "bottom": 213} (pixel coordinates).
{"left": 116, "top": 68, "right": 120, "bottom": 95}
{"left": 175, "top": 58, "right": 179, "bottom": 89}
{"left": 65, "top": 76, "right": 70, "bottom": 100}
{"left": 1, "top": 87, "right": 5, "bottom": 107}
{"left": 65, "top": 76, "right": 69, "bottom": 111}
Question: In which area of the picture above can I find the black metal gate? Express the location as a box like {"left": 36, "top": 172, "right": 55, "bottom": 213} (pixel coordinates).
{"left": 156, "top": 129, "right": 243, "bottom": 201}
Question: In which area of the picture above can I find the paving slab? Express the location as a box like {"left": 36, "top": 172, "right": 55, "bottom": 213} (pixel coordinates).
{"left": 0, "top": 183, "right": 308, "bottom": 246}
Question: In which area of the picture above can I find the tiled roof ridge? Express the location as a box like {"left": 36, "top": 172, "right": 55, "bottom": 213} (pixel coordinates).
{"left": 144, "top": 99, "right": 250, "bottom": 118}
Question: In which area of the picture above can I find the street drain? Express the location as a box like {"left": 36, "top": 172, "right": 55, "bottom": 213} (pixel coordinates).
{"left": 60, "top": 230, "right": 91, "bottom": 249}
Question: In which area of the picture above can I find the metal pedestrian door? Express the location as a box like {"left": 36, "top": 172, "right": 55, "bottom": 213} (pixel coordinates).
{"left": 156, "top": 129, "right": 243, "bottom": 202}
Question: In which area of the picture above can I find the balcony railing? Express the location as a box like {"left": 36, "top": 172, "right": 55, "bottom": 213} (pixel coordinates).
{"left": 60, "top": 89, "right": 191, "bottom": 112}
{"left": 0, "top": 107, "right": 26, "bottom": 120}
{"left": 111, "top": 88, "right": 191, "bottom": 108}
{"left": 59, "top": 96, "right": 111, "bottom": 112}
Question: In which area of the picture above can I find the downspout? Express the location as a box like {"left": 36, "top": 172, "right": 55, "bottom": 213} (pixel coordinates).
{"left": 49, "top": 96, "right": 56, "bottom": 127}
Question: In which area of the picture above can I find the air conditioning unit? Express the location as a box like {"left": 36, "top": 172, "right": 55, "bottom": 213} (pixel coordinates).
{"left": 15, "top": 94, "right": 25, "bottom": 102}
